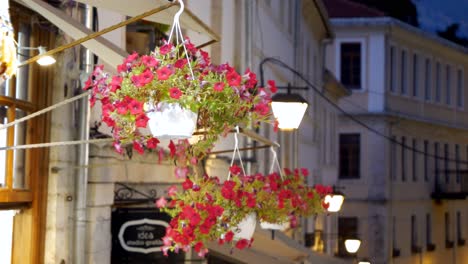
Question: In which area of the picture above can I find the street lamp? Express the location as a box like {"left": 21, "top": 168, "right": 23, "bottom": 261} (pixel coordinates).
{"left": 324, "top": 187, "right": 345, "bottom": 213}
{"left": 19, "top": 46, "right": 56, "bottom": 66}
{"left": 345, "top": 238, "right": 361, "bottom": 254}
{"left": 358, "top": 258, "right": 371, "bottom": 264}
{"left": 271, "top": 85, "right": 308, "bottom": 130}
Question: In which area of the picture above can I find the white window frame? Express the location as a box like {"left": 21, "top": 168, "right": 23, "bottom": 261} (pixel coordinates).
{"left": 335, "top": 37, "right": 367, "bottom": 92}
{"left": 424, "top": 56, "right": 432, "bottom": 102}
{"left": 457, "top": 67, "right": 464, "bottom": 109}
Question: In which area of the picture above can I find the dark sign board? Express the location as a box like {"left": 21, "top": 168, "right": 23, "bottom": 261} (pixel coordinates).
{"left": 111, "top": 207, "right": 185, "bottom": 264}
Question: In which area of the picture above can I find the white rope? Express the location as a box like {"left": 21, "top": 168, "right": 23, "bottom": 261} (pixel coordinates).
{"left": 0, "top": 91, "right": 90, "bottom": 131}
{"left": 227, "top": 126, "right": 246, "bottom": 180}
{"left": 269, "top": 146, "right": 284, "bottom": 180}
{"left": 167, "top": 0, "right": 195, "bottom": 81}
{"left": 0, "top": 138, "right": 112, "bottom": 151}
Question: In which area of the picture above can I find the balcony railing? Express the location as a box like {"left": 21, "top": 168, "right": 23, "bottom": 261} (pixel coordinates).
{"left": 431, "top": 170, "right": 468, "bottom": 200}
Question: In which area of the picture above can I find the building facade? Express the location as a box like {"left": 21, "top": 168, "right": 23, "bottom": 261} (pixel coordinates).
{"left": 0, "top": 1, "right": 350, "bottom": 264}
{"left": 325, "top": 1, "right": 468, "bottom": 263}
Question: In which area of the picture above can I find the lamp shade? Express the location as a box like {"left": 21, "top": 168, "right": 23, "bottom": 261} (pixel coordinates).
{"left": 344, "top": 239, "right": 361, "bottom": 253}
{"left": 324, "top": 192, "right": 345, "bottom": 212}
{"left": 36, "top": 47, "right": 56, "bottom": 66}
{"left": 271, "top": 93, "right": 308, "bottom": 130}
{"left": 358, "top": 259, "right": 371, "bottom": 264}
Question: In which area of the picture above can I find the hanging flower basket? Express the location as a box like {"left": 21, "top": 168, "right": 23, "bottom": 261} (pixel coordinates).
{"left": 233, "top": 213, "right": 257, "bottom": 240}
{"left": 0, "top": 2, "right": 17, "bottom": 85}
{"left": 146, "top": 102, "right": 198, "bottom": 139}
{"left": 157, "top": 166, "right": 332, "bottom": 256}
{"left": 84, "top": 39, "right": 276, "bottom": 163}
{"left": 259, "top": 221, "right": 288, "bottom": 231}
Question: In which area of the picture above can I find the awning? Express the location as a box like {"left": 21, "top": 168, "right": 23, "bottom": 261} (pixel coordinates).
{"left": 72, "top": 0, "right": 220, "bottom": 46}
{"left": 14, "top": 0, "right": 219, "bottom": 70}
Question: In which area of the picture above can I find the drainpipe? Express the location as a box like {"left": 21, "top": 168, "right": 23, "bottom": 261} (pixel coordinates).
{"left": 73, "top": 4, "right": 93, "bottom": 264}
{"left": 244, "top": 0, "right": 253, "bottom": 174}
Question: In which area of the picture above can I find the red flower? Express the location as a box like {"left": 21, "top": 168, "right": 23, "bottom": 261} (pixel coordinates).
{"left": 322, "top": 200, "right": 330, "bottom": 210}
{"left": 229, "top": 165, "right": 242, "bottom": 175}
{"left": 116, "top": 101, "right": 128, "bottom": 115}
{"left": 124, "top": 52, "right": 139, "bottom": 64}
{"left": 156, "top": 197, "right": 167, "bottom": 208}
{"left": 141, "top": 55, "right": 158, "bottom": 67}
{"left": 301, "top": 168, "right": 309, "bottom": 177}
{"left": 194, "top": 242, "right": 204, "bottom": 253}
{"left": 225, "top": 231, "right": 234, "bottom": 242}
{"left": 169, "top": 140, "right": 176, "bottom": 157}
{"left": 135, "top": 114, "right": 149, "bottom": 128}
{"left": 159, "top": 43, "right": 173, "bottom": 55}
{"left": 83, "top": 78, "right": 92, "bottom": 90}
{"left": 182, "top": 179, "right": 193, "bottom": 190}
{"left": 268, "top": 80, "right": 278, "bottom": 93}
{"left": 169, "top": 87, "right": 183, "bottom": 99}
{"left": 213, "top": 82, "right": 225, "bottom": 92}
{"left": 133, "top": 141, "right": 144, "bottom": 155}
{"left": 167, "top": 185, "right": 178, "bottom": 197}
{"left": 110, "top": 76, "right": 123, "bottom": 92}
{"left": 273, "top": 119, "right": 279, "bottom": 132}
{"left": 235, "top": 239, "right": 249, "bottom": 250}
{"left": 140, "top": 69, "right": 154, "bottom": 85}
{"left": 117, "top": 63, "right": 127, "bottom": 73}
{"left": 189, "top": 212, "right": 201, "bottom": 226}
{"left": 128, "top": 100, "right": 143, "bottom": 115}
{"left": 174, "top": 58, "right": 187, "bottom": 69}
{"left": 254, "top": 103, "right": 269, "bottom": 115}
{"left": 146, "top": 138, "right": 160, "bottom": 149}
{"left": 244, "top": 68, "right": 258, "bottom": 89}
{"left": 157, "top": 66, "right": 172, "bottom": 81}
{"left": 102, "top": 116, "right": 115, "bottom": 127}
{"left": 226, "top": 70, "right": 241, "bottom": 87}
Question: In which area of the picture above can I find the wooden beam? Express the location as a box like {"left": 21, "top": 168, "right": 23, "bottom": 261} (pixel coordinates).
{"left": 72, "top": 0, "right": 220, "bottom": 42}
{"left": 15, "top": 0, "right": 128, "bottom": 69}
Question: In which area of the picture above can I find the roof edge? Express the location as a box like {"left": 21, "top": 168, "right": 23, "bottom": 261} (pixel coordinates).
{"left": 313, "top": 0, "right": 334, "bottom": 38}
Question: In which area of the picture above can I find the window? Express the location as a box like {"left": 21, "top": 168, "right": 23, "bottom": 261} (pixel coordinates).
{"left": 446, "top": 65, "right": 451, "bottom": 105}
{"left": 425, "top": 59, "right": 432, "bottom": 101}
{"left": 390, "top": 46, "right": 397, "bottom": 92}
{"left": 444, "top": 144, "right": 449, "bottom": 183}
{"left": 436, "top": 62, "right": 441, "bottom": 102}
{"left": 391, "top": 136, "right": 397, "bottom": 181}
{"left": 0, "top": 5, "right": 52, "bottom": 263}
{"left": 402, "top": 137, "right": 406, "bottom": 181}
{"left": 426, "top": 213, "right": 433, "bottom": 246}
{"left": 446, "top": 212, "right": 454, "bottom": 248}
{"left": 456, "top": 144, "right": 460, "bottom": 184}
{"left": 401, "top": 50, "right": 408, "bottom": 94}
{"left": 457, "top": 211, "right": 465, "bottom": 245}
{"left": 338, "top": 217, "right": 358, "bottom": 256}
{"left": 412, "top": 139, "right": 417, "bottom": 181}
{"left": 413, "top": 54, "right": 419, "bottom": 97}
{"left": 424, "top": 140, "right": 429, "bottom": 182}
{"left": 340, "top": 43, "right": 361, "bottom": 89}
{"left": 435, "top": 142, "right": 439, "bottom": 183}
{"left": 411, "top": 215, "right": 417, "bottom": 243}
{"left": 457, "top": 69, "right": 463, "bottom": 108}
{"left": 339, "top": 134, "right": 360, "bottom": 179}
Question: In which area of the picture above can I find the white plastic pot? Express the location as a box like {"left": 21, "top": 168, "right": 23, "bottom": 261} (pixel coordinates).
{"left": 260, "top": 221, "right": 288, "bottom": 231}
{"left": 146, "top": 102, "right": 197, "bottom": 139}
{"left": 233, "top": 213, "right": 257, "bottom": 240}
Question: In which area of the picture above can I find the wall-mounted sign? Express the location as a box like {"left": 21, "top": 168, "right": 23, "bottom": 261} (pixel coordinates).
{"left": 111, "top": 207, "right": 184, "bottom": 263}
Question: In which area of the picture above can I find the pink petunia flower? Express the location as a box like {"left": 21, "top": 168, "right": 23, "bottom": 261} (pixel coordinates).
{"left": 135, "top": 114, "right": 149, "bottom": 128}
{"left": 169, "top": 87, "right": 183, "bottom": 99}
{"left": 268, "top": 80, "right": 278, "bottom": 93}
{"left": 141, "top": 55, "right": 158, "bottom": 67}
{"left": 128, "top": 100, "right": 143, "bottom": 115}
{"left": 146, "top": 137, "right": 160, "bottom": 149}
{"left": 157, "top": 66, "right": 172, "bottom": 81}
{"left": 213, "top": 82, "right": 225, "bottom": 92}
{"left": 156, "top": 197, "right": 168, "bottom": 208}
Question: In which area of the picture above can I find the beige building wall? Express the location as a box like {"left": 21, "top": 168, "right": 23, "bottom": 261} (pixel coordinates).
{"left": 327, "top": 17, "right": 468, "bottom": 264}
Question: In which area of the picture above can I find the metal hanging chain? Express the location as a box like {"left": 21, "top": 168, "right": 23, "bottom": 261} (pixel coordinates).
{"left": 268, "top": 145, "right": 284, "bottom": 180}
{"left": 227, "top": 126, "right": 247, "bottom": 180}
{"left": 18, "top": 2, "right": 176, "bottom": 67}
